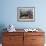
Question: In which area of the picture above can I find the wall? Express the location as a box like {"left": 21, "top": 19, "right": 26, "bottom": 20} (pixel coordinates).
{"left": 0, "top": 0, "right": 46, "bottom": 30}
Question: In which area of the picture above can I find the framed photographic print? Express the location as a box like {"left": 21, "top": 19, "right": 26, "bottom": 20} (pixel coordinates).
{"left": 17, "top": 7, "right": 35, "bottom": 22}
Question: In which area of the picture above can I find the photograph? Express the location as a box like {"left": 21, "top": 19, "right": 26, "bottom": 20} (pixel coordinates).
{"left": 17, "top": 7, "right": 35, "bottom": 22}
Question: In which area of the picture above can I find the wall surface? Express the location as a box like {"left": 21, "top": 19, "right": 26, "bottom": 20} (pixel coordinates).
{"left": 0, "top": 0, "right": 46, "bottom": 30}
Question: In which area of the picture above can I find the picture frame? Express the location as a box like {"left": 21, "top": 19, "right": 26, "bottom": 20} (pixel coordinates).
{"left": 17, "top": 7, "right": 35, "bottom": 22}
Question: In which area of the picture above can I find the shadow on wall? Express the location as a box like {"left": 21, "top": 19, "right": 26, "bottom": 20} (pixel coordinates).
{"left": 0, "top": 24, "right": 7, "bottom": 43}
